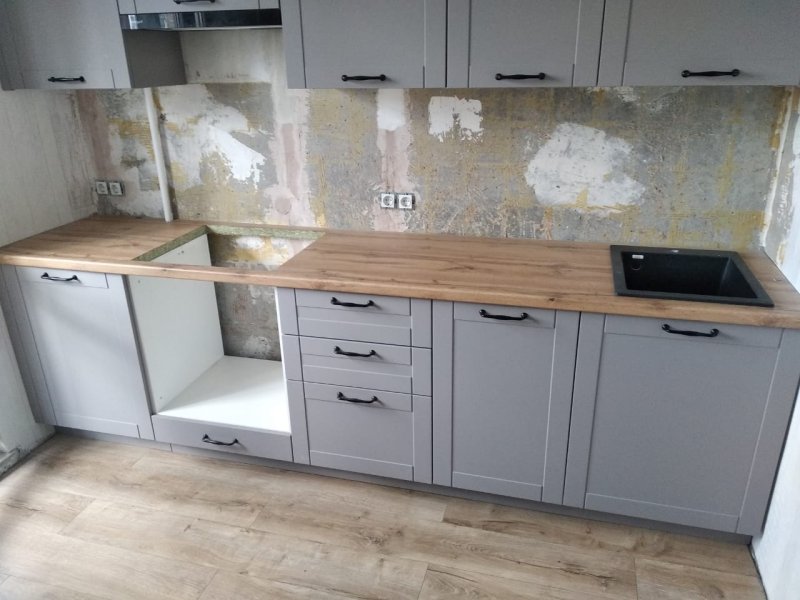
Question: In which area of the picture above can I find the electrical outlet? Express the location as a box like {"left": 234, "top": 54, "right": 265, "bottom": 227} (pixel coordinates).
{"left": 108, "top": 181, "right": 124, "bottom": 196}
{"left": 380, "top": 193, "right": 397, "bottom": 209}
{"left": 397, "top": 193, "right": 415, "bottom": 210}
{"left": 94, "top": 180, "right": 109, "bottom": 195}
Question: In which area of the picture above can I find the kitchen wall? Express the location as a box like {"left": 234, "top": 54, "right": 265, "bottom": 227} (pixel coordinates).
{"left": 0, "top": 90, "right": 96, "bottom": 459}
{"left": 75, "top": 29, "right": 791, "bottom": 360}
{"left": 754, "top": 88, "right": 800, "bottom": 600}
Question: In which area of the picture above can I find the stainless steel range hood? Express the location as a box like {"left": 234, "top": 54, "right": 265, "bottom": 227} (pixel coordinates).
{"left": 120, "top": 9, "right": 281, "bottom": 31}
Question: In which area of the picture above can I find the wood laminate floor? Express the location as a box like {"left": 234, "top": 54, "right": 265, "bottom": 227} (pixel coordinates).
{"left": 0, "top": 435, "right": 765, "bottom": 600}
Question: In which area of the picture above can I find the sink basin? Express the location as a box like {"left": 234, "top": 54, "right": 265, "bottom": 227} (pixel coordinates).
{"left": 610, "top": 245, "right": 774, "bottom": 307}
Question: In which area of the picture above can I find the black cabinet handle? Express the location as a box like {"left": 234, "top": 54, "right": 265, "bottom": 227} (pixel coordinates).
{"left": 341, "top": 74, "right": 387, "bottom": 82}
{"left": 479, "top": 309, "right": 529, "bottom": 321}
{"left": 41, "top": 273, "right": 79, "bottom": 283}
{"left": 334, "top": 346, "right": 377, "bottom": 358}
{"left": 202, "top": 434, "right": 239, "bottom": 446}
{"left": 662, "top": 324, "right": 720, "bottom": 338}
{"left": 495, "top": 73, "right": 546, "bottom": 81}
{"left": 681, "top": 69, "right": 740, "bottom": 78}
{"left": 174, "top": 0, "right": 215, "bottom": 4}
{"left": 330, "top": 297, "right": 375, "bottom": 308}
{"left": 47, "top": 76, "right": 86, "bottom": 83}
{"left": 337, "top": 392, "right": 379, "bottom": 404}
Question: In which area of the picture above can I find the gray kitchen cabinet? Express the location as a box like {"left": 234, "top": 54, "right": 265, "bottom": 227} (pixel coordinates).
{"left": 564, "top": 314, "right": 800, "bottom": 534}
{"left": 447, "top": 0, "right": 604, "bottom": 88}
{"left": 4, "top": 266, "right": 153, "bottom": 439}
{"left": 0, "top": 0, "right": 184, "bottom": 90}
{"left": 599, "top": 0, "right": 800, "bottom": 86}
{"left": 126, "top": 0, "right": 274, "bottom": 13}
{"left": 281, "top": 0, "right": 446, "bottom": 89}
{"left": 433, "top": 302, "right": 580, "bottom": 503}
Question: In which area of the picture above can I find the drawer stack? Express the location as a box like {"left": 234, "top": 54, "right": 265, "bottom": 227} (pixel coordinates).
{"left": 277, "top": 288, "right": 432, "bottom": 483}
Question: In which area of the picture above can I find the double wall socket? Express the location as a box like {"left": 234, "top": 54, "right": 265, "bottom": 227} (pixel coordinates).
{"left": 95, "top": 180, "right": 124, "bottom": 196}
{"left": 379, "top": 192, "right": 415, "bottom": 210}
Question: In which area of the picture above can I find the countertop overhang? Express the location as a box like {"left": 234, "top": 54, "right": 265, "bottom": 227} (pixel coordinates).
{"left": 2, "top": 216, "right": 800, "bottom": 329}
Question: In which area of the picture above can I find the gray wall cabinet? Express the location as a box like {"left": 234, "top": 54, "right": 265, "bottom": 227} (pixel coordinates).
{"left": 447, "top": 0, "right": 604, "bottom": 88}
{"left": 281, "top": 0, "right": 447, "bottom": 89}
{"left": 564, "top": 314, "right": 800, "bottom": 535}
{"left": 2, "top": 266, "right": 153, "bottom": 439}
{"left": 277, "top": 287, "right": 433, "bottom": 482}
{"left": 433, "top": 302, "right": 580, "bottom": 503}
{"left": 0, "top": 0, "right": 185, "bottom": 90}
{"left": 599, "top": 0, "right": 800, "bottom": 86}
{"left": 125, "top": 0, "right": 276, "bottom": 14}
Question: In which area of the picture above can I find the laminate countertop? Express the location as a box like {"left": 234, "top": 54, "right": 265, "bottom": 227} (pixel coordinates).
{"left": 2, "top": 216, "right": 800, "bottom": 329}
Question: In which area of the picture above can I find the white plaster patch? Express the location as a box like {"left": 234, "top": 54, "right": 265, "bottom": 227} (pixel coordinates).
{"left": 377, "top": 89, "right": 407, "bottom": 132}
{"left": 777, "top": 114, "right": 800, "bottom": 287}
{"left": 234, "top": 236, "right": 266, "bottom": 250}
{"left": 526, "top": 123, "right": 645, "bottom": 212}
{"left": 428, "top": 97, "right": 483, "bottom": 141}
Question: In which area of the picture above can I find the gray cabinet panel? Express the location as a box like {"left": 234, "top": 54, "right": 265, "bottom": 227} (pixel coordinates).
{"left": 448, "top": 0, "right": 604, "bottom": 88}
{"left": 413, "top": 395, "right": 433, "bottom": 484}
{"left": 16, "top": 268, "right": 153, "bottom": 440}
{"left": 565, "top": 314, "right": 799, "bottom": 534}
{"left": 603, "top": 0, "right": 800, "bottom": 86}
{"left": 282, "top": 0, "right": 446, "bottom": 89}
{"left": 275, "top": 287, "right": 299, "bottom": 335}
{"left": 134, "top": 0, "right": 259, "bottom": 12}
{"left": 434, "top": 302, "right": 579, "bottom": 502}
{"left": 287, "top": 379, "right": 309, "bottom": 464}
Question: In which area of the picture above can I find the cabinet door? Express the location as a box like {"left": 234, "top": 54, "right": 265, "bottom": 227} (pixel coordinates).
{"left": 447, "top": 0, "right": 604, "bottom": 87}
{"left": 565, "top": 314, "right": 800, "bottom": 534}
{"left": 433, "top": 302, "right": 579, "bottom": 503}
{"left": 600, "top": 0, "right": 800, "bottom": 86}
{"left": 17, "top": 268, "right": 153, "bottom": 439}
{"left": 281, "top": 0, "right": 446, "bottom": 88}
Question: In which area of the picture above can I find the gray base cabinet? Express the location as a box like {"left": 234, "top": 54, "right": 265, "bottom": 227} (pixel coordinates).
{"left": 1, "top": 266, "right": 153, "bottom": 439}
{"left": 564, "top": 314, "right": 800, "bottom": 535}
{"left": 433, "top": 302, "right": 580, "bottom": 503}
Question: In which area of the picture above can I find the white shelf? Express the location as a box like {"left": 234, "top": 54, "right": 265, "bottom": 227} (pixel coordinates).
{"left": 157, "top": 356, "right": 291, "bottom": 433}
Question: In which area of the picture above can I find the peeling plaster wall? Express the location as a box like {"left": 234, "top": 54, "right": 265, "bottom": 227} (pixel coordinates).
{"left": 76, "top": 29, "right": 789, "bottom": 358}
{"left": 0, "top": 90, "right": 96, "bottom": 457}
{"left": 754, "top": 88, "right": 800, "bottom": 600}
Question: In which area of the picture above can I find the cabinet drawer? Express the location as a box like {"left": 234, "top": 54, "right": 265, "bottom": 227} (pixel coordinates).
{"left": 454, "top": 302, "right": 555, "bottom": 328}
{"left": 304, "top": 381, "right": 412, "bottom": 412}
{"left": 306, "top": 397, "right": 416, "bottom": 480}
{"left": 296, "top": 290, "right": 411, "bottom": 315}
{"left": 17, "top": 267, "right": 108, "bottom": 289}
{"left": 133, "top": 0, "right": 259, "bottom": 13}
{"left": 605, "top": 315, "right": 782, "bottom": 348}
{"left": 301, "top": 336, "right": 411, "bottom": 365}
{"left": 151, "top": 415, "right": 293, "bottom": 462}
{"left": 301, "top": 341, "right": 431, "bottom": 395}
{"left": 21, "top": 69, "right": 116, "bottom": 90}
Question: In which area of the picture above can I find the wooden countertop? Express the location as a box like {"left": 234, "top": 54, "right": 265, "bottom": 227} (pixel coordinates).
{"left": 2, "top": 216, "right": 800, "bottom": 329}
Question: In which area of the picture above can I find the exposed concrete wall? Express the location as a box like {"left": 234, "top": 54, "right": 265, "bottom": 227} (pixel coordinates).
{"left": 0, "top": 90, "right": 96, "bottom": 457}
{"left": 754, "top": 88, "right": 800, "bottom": 600}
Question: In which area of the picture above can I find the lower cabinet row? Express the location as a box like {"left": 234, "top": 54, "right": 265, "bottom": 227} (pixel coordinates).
{"left": 2, "top": 263, "right": 798, "bottom": 537}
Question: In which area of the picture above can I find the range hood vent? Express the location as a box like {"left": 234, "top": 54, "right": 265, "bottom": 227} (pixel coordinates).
{"left": 121, "top": 9, "right": 281, "bottom": 31}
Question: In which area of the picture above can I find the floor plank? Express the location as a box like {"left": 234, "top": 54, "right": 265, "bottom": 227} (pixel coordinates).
{"left": 0, "top": 576, "right": 109, "bottom": 600}
{"left": 419, "top": 565, "right": 612, "bottom": 600}
{"left": 636, "top": 559, "right": 766, "bottom": 600}
{"left": 199, "top": 571, "right": 356, "bottom": 600}
{"left": 444, "top": 498, "right": 758, "bottom": 576}
{"left": 0, "top": 485, "right": 93, "bottom": 535}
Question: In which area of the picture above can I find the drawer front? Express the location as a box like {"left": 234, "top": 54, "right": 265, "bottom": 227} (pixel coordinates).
{"left": 605, "top": 315, "right": 782, "bottom": 348}
{"left": 133, "top": 0, "right": 259, "bottom": 13}
{"left": 454, "top": 302, "right": 556, "bottom": 328}
{"left": 304, "top": 381, "right": 412, "bottom": 412}
{"left": 301, "top": 336, "right": 411, "bottom": 365}
{"left": 151, "top": 415, "right": 293, "bottom": 462}
{"left": 17, "top": 267, "right": 108, "bottom": 289}
{"left": 301, "top": 344, "right": 431, "bottom": 395}
{"left": 21, "top": 69, "right": 116, "bottom": 90}
{"left": 298, "top": 307, "right": 412, "bottom": 346}
{"left": 306, "top": 397, "right": 415, "bottom": 480}
{"left": 296, "top": 289, "right": 411, "bottom": 315}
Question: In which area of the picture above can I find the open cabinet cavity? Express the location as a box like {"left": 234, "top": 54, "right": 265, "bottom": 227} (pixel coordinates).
{"left": 129, "top": 234, "right": 299, "bottom": 460}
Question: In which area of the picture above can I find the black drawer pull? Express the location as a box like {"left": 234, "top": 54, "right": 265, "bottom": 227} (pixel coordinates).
{"left": 342, "top": 74, "right": 387, "bottom": 82}
{"left": 662, "top": 324, "right": 720, "bottom": 338}
{"left": 334, "top": 346, "right": 377, "bottom": 358}
{"left": 681, "top": 69, "right": 740, "bottom": 78}
{"left": 202, "top": 434, "right": 239, "bottom": 446}
{"left": 337, "top": 392, "right": 379, "bottom": 404}
{"left": 479, "top": 309, "right": 529, "bottom": 321}
{"left": 41, "top": 273, "right": 79, "bottom": 283}
{"left": 495, "top": 72, "right": 546, "bottom": 81}
{"left": 48, "top": 76, "right": 86, "bottom": 83}
{"left": 330, "top": 297, "right": 375, "bottom": 308}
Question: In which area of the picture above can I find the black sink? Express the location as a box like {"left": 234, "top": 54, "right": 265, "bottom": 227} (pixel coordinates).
{"left": 610, "top": 245, "right": 774, "bottom": 307}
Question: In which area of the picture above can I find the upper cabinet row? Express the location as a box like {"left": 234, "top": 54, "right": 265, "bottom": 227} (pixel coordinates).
{"left": 283, "top": 0, "right": 800, "bottom": 88}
